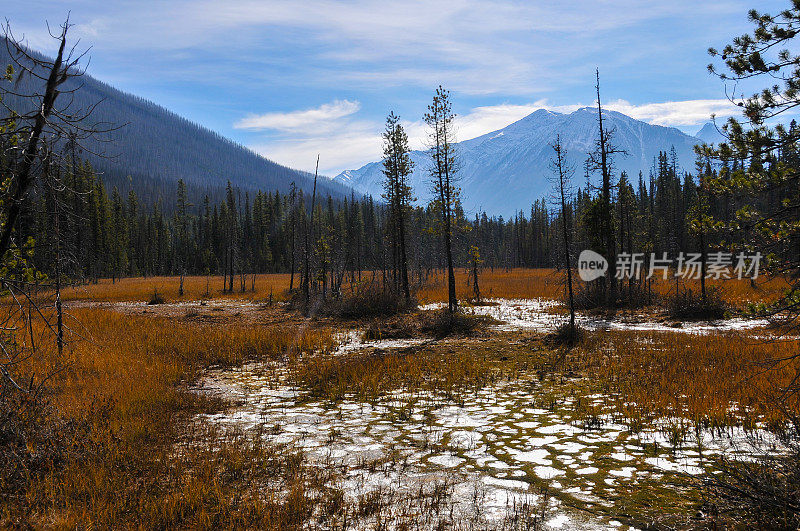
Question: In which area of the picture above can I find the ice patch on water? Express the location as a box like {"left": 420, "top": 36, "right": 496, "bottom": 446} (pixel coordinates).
{"left": 514, "top": 449, "right": 552, "bottom": 465}
{"left": 609, "top": 467, "right": 637, "bottom": 478}
{"left": 483, "top": 476, "right": 530, "bottom": 491}
{"left": 546, "top": 513, "right": 571, "bottom": 528}
{"left": 331, "top": 329, "right": 428, "bottom": 356}
{"left": 645, "top": 457, "right": 703, "bottom": 475}
{"left": 420, "top": 298, "right": 770, "bottom": 335}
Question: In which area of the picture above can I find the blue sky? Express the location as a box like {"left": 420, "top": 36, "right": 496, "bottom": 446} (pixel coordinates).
{"left": 6, "top": 0, "right": 788, "bottom": 175}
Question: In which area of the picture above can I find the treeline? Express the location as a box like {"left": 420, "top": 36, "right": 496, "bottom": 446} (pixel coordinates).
{"left": 15, "top": 142, "right": 774, "bottom": 289}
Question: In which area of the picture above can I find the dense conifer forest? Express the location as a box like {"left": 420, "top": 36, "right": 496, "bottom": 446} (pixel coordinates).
{"left": 15, "top": 140, "right": 795, "bottom": 291}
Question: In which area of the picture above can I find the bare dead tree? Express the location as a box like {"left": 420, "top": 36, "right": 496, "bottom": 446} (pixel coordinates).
{"left": 302, "top": 155, "right": 319, "bottom": 310}
{"left": 0, "top": 19, "right": 111, "bottom": 390}
{"left": 468, "top": 245, "right": 482, "bottom": 303}
{"left": 550, "top": 135, "right": 577, "bottom": 336}
{"left": 288, "top": 181, "right": 297, "bottom": 291}
{"left": 586, "top": 69, "right": 627, "bottom": 307}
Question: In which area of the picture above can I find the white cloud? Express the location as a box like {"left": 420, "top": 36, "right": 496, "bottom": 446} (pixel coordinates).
{"left": 244, "top": 97, "right": 747, "bottom": 175}
{"left": 456, "top": 103, "right": 549, "bottom": 139}
{"left": 234, "top": 100, "right": 361, "bottom": 132}
{"left": 254, "top": 130, "right": 383, "bottom": 178}
{"left": 239, "top": 99, "right": 380, "bottom": 175}
{"left": 14, "top": 0, "right": 749, "bottom": 95}
{"left": 603, "top": 98, "right": 740, "bottom": 127}
{"left": 458, "top": 98, "right": 741, "bottom": 131}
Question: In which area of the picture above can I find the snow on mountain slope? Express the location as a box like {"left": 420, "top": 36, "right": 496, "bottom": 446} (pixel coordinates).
{"left": 334, "top": 108, "right": 706, "bottom": 217}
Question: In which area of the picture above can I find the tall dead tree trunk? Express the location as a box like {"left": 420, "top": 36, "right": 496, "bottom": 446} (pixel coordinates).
{"left": 289, "top": 182, "right": 297, "bottom": 292}
{"left": 302, "top": 155, "right": 319, "bottom": 309}
{"left": 595, "top": 69, "right": 617, "bottom": 307}
{"left": 551, "top": 135, "right": 577, "bottom": 334}
{"left": 0, "top": 27, "right": 69, "bottom": 259}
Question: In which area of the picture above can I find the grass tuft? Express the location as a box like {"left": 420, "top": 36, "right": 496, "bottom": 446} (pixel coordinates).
{"left": 545, "top": 322, "right": 583, "bottom": 348}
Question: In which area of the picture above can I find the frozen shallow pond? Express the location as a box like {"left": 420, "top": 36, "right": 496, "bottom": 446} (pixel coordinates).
{"left": 196, "top": 365, "right": 610, "bottom": 528}
{"left": 420, "top": 299, "right": 771, "bottom": 335}
{"left": 194, "top": 327, "right": 784, "bottom": 529}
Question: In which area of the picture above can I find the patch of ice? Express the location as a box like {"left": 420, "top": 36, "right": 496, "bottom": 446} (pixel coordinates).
{"left": 608, "top": 467, "right": 637, "bottom": 478}
{"left": 483, "top": 476, "right": 530, "bottom": 490}
{"left": 421, "top": 298, "right": 770, "bottom": 335}
{"left": 534, "top": 466, "right": 565, "bottom": 479}
{"left": 546, "top": 513, "right": 571, "bottom": 528}
{"left": 609, "top": 452, "right": 635, "bottom": 462}
{"left": 429, "top": 453, "right": 466, "bottom": 467}
{"left": 550, "top": 441, "right": 586, "bottom": 453}
{"left": 537, "top": 423, "right": 580, "bottom": 436}
{"left": 514, "top": 449, "right": 552, "bottom": 465}
{"left": 645, "top": 457, "right": 703, "bottom": 475}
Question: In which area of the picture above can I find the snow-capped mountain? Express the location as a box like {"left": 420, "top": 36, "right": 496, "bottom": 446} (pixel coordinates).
{"left": 334, "top": 108, "right": 711, "bottom": 217}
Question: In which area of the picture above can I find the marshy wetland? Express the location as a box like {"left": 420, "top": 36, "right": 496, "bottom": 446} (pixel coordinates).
{"left": 7, "top": 271, "right": 790, "bottom": 528}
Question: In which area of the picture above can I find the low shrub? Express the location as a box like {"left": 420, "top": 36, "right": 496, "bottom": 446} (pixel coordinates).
{"left": 703, "top": 447, "right": 800, "bottom": 529}
{"left": 573, "top": 279, "right": 655, "bottom": 310}
{"left": 418, "top": 308, "right": 494, "bottom": 338}
{"left": 361, "top": 315, "right": 417, "bottom": 340}
{"left": 666, "top": 286, "right": 728, "bottom": 320}
{"left": 572, "top": 281, "right": 607, "bottom": 310}
{"left": 0, "top": 384, "right": 95, "bottom": 511}
{"left": 147, "top": 288, "right": 165, "bottom": 305}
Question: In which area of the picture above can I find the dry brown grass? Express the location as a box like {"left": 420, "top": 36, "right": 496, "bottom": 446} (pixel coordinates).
{"left": 294, "top": 334, "right": 545, "bottom": 405}
{"left": 1, "top": 305, "right": 337, "bottom": 528}
{"left": 650, "top": 275, "right": 791, "bottom": 310}
{"left": 2, "top": 301, "right": 561, "bottom": 528}
{"left": 568, "top": 330, "right": 800, "bottom": 434}
{"left": 415, "top": 268, "right": 563, "bottom": 303}
{"left": 414, "top": 268, "right": 787, "bottom": 310}
{"left": 58, "top": 273, "right": 292, "bottom": 303}
{"left": 3, "top": 268, "right": 795, "bottom": 526}
{"left": 40, "top": 268, "right": 789, "bottom": 313}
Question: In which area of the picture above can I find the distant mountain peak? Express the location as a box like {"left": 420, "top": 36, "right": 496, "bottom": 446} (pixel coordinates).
{"left": 694, "top": 122, "right": 727, "bottom": 145}
{"left": 334, "top": 107, "right": 706, "bottom": 217}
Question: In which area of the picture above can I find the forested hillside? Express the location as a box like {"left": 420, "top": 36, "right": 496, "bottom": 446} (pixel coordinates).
{"left": 0, "top": 38, "right": 349, "bottom": 205}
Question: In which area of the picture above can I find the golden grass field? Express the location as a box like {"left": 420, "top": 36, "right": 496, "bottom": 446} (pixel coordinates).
{"left": 417, "top": 267, "right": 790, "bottom": 308}
{"left": 54, "top": 267, "right": 790, "bottom": 309}
{"left": 58, "top": 273, "right": 294, "bottom": 303}
{"left": 3, "top": 268, "right": 797, "bottom": 527}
